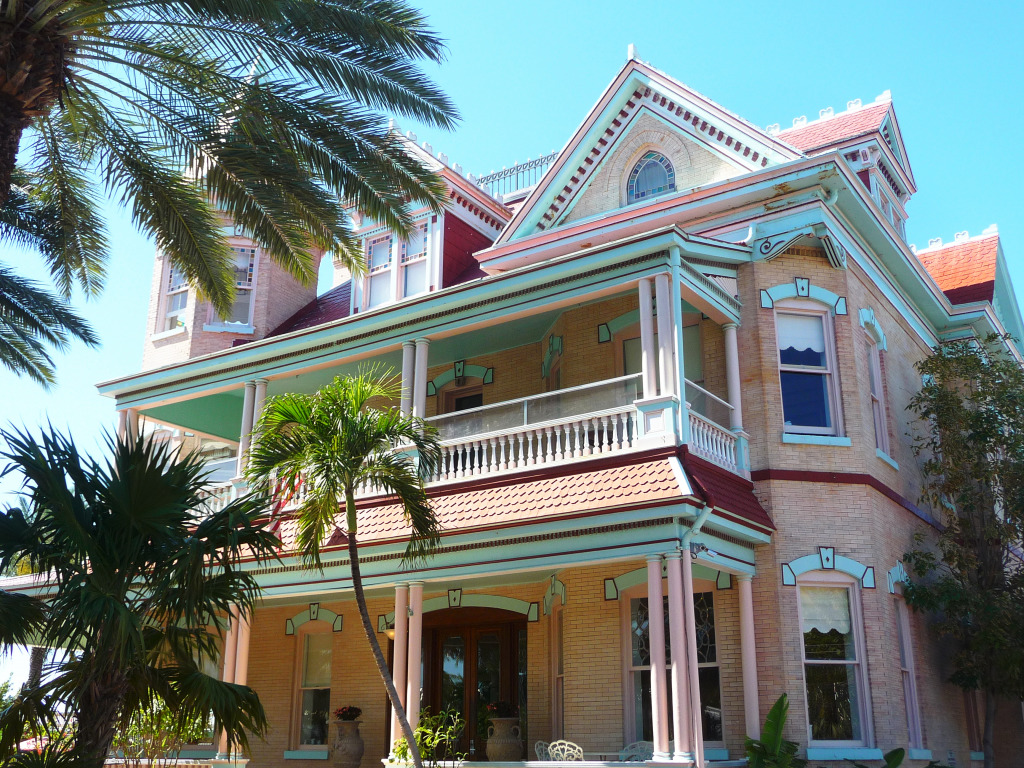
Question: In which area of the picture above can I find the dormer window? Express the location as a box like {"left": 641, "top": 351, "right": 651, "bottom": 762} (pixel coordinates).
{"left": 627, "top": 152, "right": 676, "bottom": 204}
{"left": 366, "top": 233, "right": 393, "bottom": 309}
{"left": 401, "top": 221, "right": 429, "bottom": 299}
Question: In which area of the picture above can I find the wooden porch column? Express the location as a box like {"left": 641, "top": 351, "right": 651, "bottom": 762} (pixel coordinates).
{"left": 238, "top": 381, "right": 257, "bottom": 474}
{"left": 233, "top": 609, "right": 252, "bottom": 689}
{"left": 681, "top": 554, "right": 704, "bottom": 768}
{"left": 406, "top": 581, "right": 424, "bottom": 729}
{"left": 638, "top": 278, "right": 657, "bottom": 398}
{"left": 401, "top": 341, "right": 416, "bottom": 416}
{"left": 412, "top": 339, "right": 430, "bottom": 419}
{"left": 647, "top": 555, "right": 670, "bottom": 760}
{"left": 738, "top": 575, "right": 760, "bottom": 739}
{"left": 722, "top": 323, "right": 743, "bottom": 431}
{"left": 664, "top": 551, "right": 693, "bottom": 762}
{"left": 253, "top": 378, "right": 269, "bottom": 427}
{"left": 216, "top": 609, "right": 239, "bottom": 758}
{"left": 654, "top": 273, "right": 675, "bottom": 398}
{"left": 127, "top": 408, "right": 139, "bottom": 441}
{"left": 117, "top": 409, "right": 128, "bottom": 440}
{"left": 390, "top": 583, "right": 410, "bottom": 747}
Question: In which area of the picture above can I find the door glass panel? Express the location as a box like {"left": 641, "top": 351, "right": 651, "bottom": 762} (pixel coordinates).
{"left": 476, "top": 633, "right": 502, "bottom": 746}
{"left": 518, "top": 629, "right": 528, "bottom": 746}
{"left": 440, "top": 635, "right": 465, "bottom": 716}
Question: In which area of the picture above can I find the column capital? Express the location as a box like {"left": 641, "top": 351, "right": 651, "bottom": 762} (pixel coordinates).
{"left": 395, "top": 581, "right": 410, "bottom": 590}
{"left": 403, "top": 340, "right": 416, "bottom": 349}
{"left": 646, "top": 553, "right": 664, "bottom": 564}
{"left": 663, "top": 549, "right": 682, "bottom": 561}
{"left": 243, "top": 380, "right": 257, "bottom": 391}
{"left": 722, "top": 321, "right": 739, "bottom": 331}
{"left": 737, "top": 573, "right": 753, "bottom": 582}
{"left": 254, "top": 377, "right": 269, "bottom": 385}
{"left": 414, "top": 337, "right": 430, "bottom": 346}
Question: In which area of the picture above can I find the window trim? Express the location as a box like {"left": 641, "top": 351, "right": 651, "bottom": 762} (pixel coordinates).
{"left": 292, "top": 624, "right": 333, "bottom": 750}
{"left": 363, "top": 232, "right": 395, "bottom": 310}
{"left": 205, "top": 245, "right": 259, "bottom": 329}
{"left": 399, "top": 220, "right": 430, "bottom": 300}
{"left": 795, "top": 572, "right": 873, "bottom": 749}
{"left": 894, "top": 590, "right": 923, "bottom": 750}
{"left": 865, "top": 333, "right": 890, "bottom": 455}
{"left": 160, "top": 260, "right": 189, "bottom": 333}
{"left": 550, "top": 599, "right": 565, "bottom": 739}
{"left": 774, "top": 300, "right": 843, "bottom": 437}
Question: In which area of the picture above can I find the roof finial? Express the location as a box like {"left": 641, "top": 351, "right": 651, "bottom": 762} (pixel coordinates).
{"left": 792, "top": 115, "right": 807, "bottom": 128}
{"left": 876, "top": 89, "right": 892, "bottom": 102}
{"left": 847, "top": 98, "right": 862, "bottom": 111}
{"left": 627, "top": 43, "right": 638, "bottom": 61}
{"left": 983, "top": 223, "right": 999, "bottom": 235}
{"left": 955, "top": 230, "right": 969, "bottom": 242}
{"left": 766, "top": 123, "right": 780, "bottom": 136}
{"left": 819, "top": 106, "right": 834, "bottom": 120}
{"left": 929, "top": 237, "right": 943, "bottom": 248}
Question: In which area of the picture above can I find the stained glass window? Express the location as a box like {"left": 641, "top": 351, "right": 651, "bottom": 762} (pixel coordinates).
{"left": 627, "top": 152, "right": 676, "bottom": 204}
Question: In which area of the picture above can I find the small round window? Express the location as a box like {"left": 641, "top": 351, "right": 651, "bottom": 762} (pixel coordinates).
{"left": 626, "top": 151, "right": 675, "bottom": 204}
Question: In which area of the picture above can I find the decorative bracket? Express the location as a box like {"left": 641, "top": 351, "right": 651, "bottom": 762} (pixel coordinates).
{"left": 542, "top": 574, "right": 567, "bottom": 615}
{"left": 753, "top": 224, "right": 847, "bottom": 269}
{"left": 813, "top": 224, "right": 848, "bottom": 269}
{"left": 285, "top": 602, "right": 343, "bottom": 635}
{"left": 781, "top": 546, "right": 875, "bottom": 589}
{"left": 426, "top": 362, "right": 493, "bottom": 396}
{"left": 887, "top": 561, "right": 909, "bottom": 594}
{"left": 859, "top": 307, "right": 888, "bottom": 350}
{"left": 760, "top": 278, "right": 847, "bottom": 316}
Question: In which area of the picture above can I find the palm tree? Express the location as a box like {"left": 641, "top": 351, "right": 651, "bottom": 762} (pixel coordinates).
{"left": 247, "top": 370, "right": 442, "bottom": 768}
{"left": 0, "top": 428, "right": 282, "bottom": 768}
{"left": 1, "top": 0, "right": 457, "bottom": 376}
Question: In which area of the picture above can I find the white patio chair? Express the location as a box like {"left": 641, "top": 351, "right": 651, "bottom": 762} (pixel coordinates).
{"left": 618, "top": 741, "right": 654, "bottom": 762}
{"left": 547, "top": 740, "right": 583, "bottom": 761}
{"left": 535, "top": 741, "right": 551, "bottom": 760}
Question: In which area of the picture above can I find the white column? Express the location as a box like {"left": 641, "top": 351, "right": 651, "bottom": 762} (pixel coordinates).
{"left": 682, "top": 554, "right": 704, "bottom": 768}
{"left": 723, "top": 323, "right": 743, "bottom": 431}
{"left": 655, "top": 273, "right": 675, "bottom": 398}
{"left": 665, "top": 552, "right": 692, "bottom": 762}
{"left": 738, "top": 575, "right": 760, "bottom": 739}
{"left": 238, "top": 381, "right": 257, "bottom": 473}
{"left": 412, "top": 339, "right": 430, "bottom": 419}
{"left": 216, "top": 611, "right": 239, "bottom": 757}
{"left": 127, "top": 408, "right": 140, "bottom": 441}
{"left": 117, "top": 410, "right": 127, "bottom": 439}
{"left": 638, "top": 278, "right": 658, "bottom": 398}
{"left": 253, "top": 378, "right": 269, "bottom": 425}
{"left": 406, "top": 582, "right": 424, "bottom": 729}
{"left": 647, "top": 555, "right": 670, "bottom": 759}
{"left": 401, "top": 342, "right": 416, "bottom": 416}
{"left": 391, "top": 584, "right": 410, "bottom": 746}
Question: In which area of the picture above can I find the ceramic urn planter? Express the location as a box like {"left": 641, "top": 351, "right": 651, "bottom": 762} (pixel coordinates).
{"left": 333, "top": 720, "right": 364, "bottom": 768}
{"left": 485, "top": 717, "right": 522, "bottom": 762}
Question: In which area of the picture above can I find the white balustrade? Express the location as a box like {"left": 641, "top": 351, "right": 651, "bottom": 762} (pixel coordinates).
{"left": 688, "top": 410, "right": 740, "bottom": 475}
{"left": 198, "top": 482, "right": 238, "bottom": 514}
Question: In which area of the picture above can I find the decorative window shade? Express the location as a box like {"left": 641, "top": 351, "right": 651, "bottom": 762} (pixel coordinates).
{"left": 778, "top": 313, "right": 826, "bottom": 367}
{"left": 800, "top": 587, "right": 851, "bottom": 635}
{"left": 405, "top": 223, "right": 427, "bottom": 261}
{"left": 302, "top": 633, "right": 332, "bottom": 688}
{"left": 230, "top": 247, "right": 256, "bottom": 286}
{"left": 369, "top": 236, "right": 392, "bottom": 271}
{"left": 167, "top": 264, "right": 186, "bottom": 292}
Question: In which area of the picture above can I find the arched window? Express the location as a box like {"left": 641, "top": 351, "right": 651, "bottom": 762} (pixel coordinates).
{"left": 627, "top": 152, "right": 675, "bottom": 204}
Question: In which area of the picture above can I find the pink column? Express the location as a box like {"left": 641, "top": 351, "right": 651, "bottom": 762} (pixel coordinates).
{"left": 647, "top": 555, "right": 670, "bottom": 759}
{"left": 217, "top": 609, "right": 239, "bottom": 757}
{"left": 664, "top": 552, "right": 692, "bottom": 762}
{"left": 391, "top": 584, "right": 410, "bottom": 747}
{"left": 681, "top": 554, "right": 704, "bottom": 768}
{"left": 406, "top": 582, "right": 424, "bottom": 730}
{"left": 738, "top": 575, "right": 760, "bottom": 739}
{"left": 233, "top": 609, "right": 252, "bottom": 689}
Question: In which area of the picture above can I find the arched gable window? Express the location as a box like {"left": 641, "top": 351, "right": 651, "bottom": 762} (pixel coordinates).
{"left": 627, "top": 152, "right": 676, "bottom": 204}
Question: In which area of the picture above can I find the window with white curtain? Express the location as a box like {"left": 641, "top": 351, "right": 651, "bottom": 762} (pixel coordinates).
{"left": 798, "top": 581, "right": 869, "bottom": 746}
{"left": 297, "top": 632, "right": 332, "bottom": 747}
{"left": 776, "top": 305, "right": 841, "bottom": 435}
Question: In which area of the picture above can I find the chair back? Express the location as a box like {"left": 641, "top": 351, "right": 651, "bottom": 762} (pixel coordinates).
{"left": 618, "top": 741, "right": 654, "bottom": 762}
{"left": 534, "top": 741, "right": 551, "bottom": 760}
{"left": 547, "top": 740, "right": 584, "bottom": 761}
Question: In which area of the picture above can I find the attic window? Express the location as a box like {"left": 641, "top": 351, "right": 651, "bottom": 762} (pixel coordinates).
{"left": 627, "top": 152, "right": 675, "bottom": 204}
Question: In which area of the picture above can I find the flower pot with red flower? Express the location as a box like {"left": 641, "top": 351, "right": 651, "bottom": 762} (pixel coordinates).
{"left": 484, "top": 702, "right": 521, "bottom": 762}
{"left": 332, "top": 706, "right": 364, "bottom": 768}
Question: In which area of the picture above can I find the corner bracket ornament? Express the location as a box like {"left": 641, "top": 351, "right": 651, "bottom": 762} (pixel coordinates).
{"left": 887, "top": 561, "right": 910, "bottom": 593}
{"left": 542, "top": 574, "right": 567, "bottom": 615}
{"left": 781, "top": 548, "right": 875, "bottom": 589}
{"left": 286, "top": 603, "right": 343, "bottom": 635}
{"left": 813, "top": 225, "right": 848, "bottom": 269}
{"left": 755, "top": 227, "right": 815, "bottom": 262}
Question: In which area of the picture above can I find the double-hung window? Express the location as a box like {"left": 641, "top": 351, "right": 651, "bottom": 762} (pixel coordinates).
{"left": 164, "top": 263, "right": 188, "bottom": 331}
{"left": 551, "top": 603, "right": 565, "bottom": 738}
{"left": 366, "top": 234, "right": 393, "bottom": 309}
{"left": 798, "top": 579, "right": 870, "bottom": 746}
{"left": 401, "top": 221, "right": 429, "bottom": 299}
{"left": 776, "top": 305, "right": 840, "bottom": 435}
{"left": 866, "top": 337, "right": 890, "bottom": 454}
{"left": 297, "top": 632, "right": 332, "bottom": 747}
{"left": 895, "top": 595, "right": 923, "bottom": 750}
{"left": 227, "top": 247, "right": 256, "bottom": 324}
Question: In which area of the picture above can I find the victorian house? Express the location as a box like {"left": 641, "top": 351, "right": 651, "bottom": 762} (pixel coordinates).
{"left": 95, "top": 55, "right": 1024, "bottom": 767}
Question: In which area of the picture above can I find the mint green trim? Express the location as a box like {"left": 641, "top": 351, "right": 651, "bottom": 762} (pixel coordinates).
{"left": 887, "top": 561, "right": 909, "bottom": 594}
{"left": 907, "top": 749, "right": 933, "bottom": 761}
{"left": 782, "top": 546, "right": 876, "bottom": 589}
{"left": 806, "top": 748, "right": 883, "bottom": 761}
{"left": 859, "top": 307, "right": 888, "bottom": 350}
{"left": 284, "top": 750, "right": 329, "bottom": 760}
{"left": 760, "top": 280, "right": 847, "bottom": 316}
{"left": 604, "top": 563, "right": 726, "bottom": 600}
{"left": 542, "top": 575, "right": 567, "bottom": 614}
{"left": 876, "top": 448, "right": 899, "bottom": 470}
{"left": 285, "top": 603, "right": 343, "bottom": 635}
{"left": 429, "top": 363, "right": 493, "bottom": 395}
{"left": 607, "top": 309, "right": 641, "bottom": 336}
{"left": 782, "top": 433, "right": 852, "bottom": 447}
{"left": 541, "top": 335, "right": 563, "bottom": 377}
{"left": 597, "top": 323, "right": 612, "bottom": 343}
{"left": 381, "top": 591, "right": 539, "bottom": 628}
{"left": 704, "top": 748, "right": 729, "bottom": 761}
{"left": 970, "top": 752, "right": 985, "bottom": 762}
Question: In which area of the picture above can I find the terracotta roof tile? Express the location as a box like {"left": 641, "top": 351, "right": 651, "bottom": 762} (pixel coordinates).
{"left": 682, "top": 451, "right": 775, "bottom": 531}
{"left": 268, "top": 281, "right": 352, "bottom": 337}
{"left": 916, "top": 234, "right": 999, "bottom": 305}
{"left": 777, "top": 102, "right": 890, "bottom": 153}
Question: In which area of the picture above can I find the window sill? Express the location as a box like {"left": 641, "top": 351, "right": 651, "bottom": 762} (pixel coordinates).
{"left": 908, "top": 749, "right": 933, "bottom": 761}
{"left": 806, "top": 748, "right": 883, "bottom": 761}
{"left": 782, "top": 433, "right": 852, "bottom": 447}
{"left": 971, "top": 752, "right": 985, "bottom": 762}
{"left": 284, "top": 750, "right": 329, "bottom": 760}
{"left": 203, "top": 323, "right": 254, "bottom": 334}
{"left": 876, "top": 448, "right": 899, "bottom": 470}
{"left": 151, "top": 326, "right": 186, "bottom": 341}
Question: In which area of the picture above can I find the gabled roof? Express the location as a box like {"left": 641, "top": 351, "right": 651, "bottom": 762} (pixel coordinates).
{"left": 268, "top": 281, "right": 352, "bottom": 337}
{"left": 777, "top": 101, "right": 891, "bottom": 152}
{"left": 496, "top": 57, "right": 802, "bottom": 244}
{"left": 915, "top": 233, "right": 999, "bottom": 305}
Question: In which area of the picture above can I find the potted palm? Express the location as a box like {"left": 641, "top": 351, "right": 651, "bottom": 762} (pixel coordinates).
{"left": 333, "top": 706, "right": 364, "bottom": 768}
{"left": 484, "top": 702, "right": 521, "bottom": 762}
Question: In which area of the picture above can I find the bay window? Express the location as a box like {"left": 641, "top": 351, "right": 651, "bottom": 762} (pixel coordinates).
{"left": 798, "top": 579, "right": 870, "bottom": 746}
{"left": 776, "top": 304, "right": 841, "bottom": 435}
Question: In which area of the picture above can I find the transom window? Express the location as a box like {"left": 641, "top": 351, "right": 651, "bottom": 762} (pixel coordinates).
{"left": 627, "top": 152, "right": 676, "bottom": 204}
{"left": 297, "top": 632, "right": 332, "bottom": 747}
{"left": 776, "top": 306, "right": 840, "bottom": 435}
{"left": 163, "top": 263, "right": 188, "bottom": 331}
{"left": 798, "top": 581, "right": 869, "bottom": 745}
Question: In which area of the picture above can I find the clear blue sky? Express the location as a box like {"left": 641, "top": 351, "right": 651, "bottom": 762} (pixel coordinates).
{"left": 2, "top": 0, "right": 1023, "bottom": 682}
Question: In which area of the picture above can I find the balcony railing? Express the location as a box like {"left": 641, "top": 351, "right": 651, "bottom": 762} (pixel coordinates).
{"left": 684, "top": 379, "right": 741, "bottom": 476}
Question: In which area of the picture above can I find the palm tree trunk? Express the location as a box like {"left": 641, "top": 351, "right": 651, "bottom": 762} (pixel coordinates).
{"left": 76, "top": 668, "right": 130, "bottom": 768}
{"left": 24, "top": 645, "right": 45, "bottom": 690}
{"left": 345, "top": 491, "right": 424, "bottom": 768}
{"left": 0, "top": 114, "right": 25, "bottom": 206}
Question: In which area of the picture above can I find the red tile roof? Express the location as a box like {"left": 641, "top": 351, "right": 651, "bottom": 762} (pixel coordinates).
{"left": 916, "top": 234, "right": 999, "bottom": 305}
{"left": 777, "top": 102, "right": 890, "bottom": 153}
{"left": 268, "top": 281, "right": 351, "bottom": 337}
{"left": 681, "top": 450, "right": 775, "bottom": 531}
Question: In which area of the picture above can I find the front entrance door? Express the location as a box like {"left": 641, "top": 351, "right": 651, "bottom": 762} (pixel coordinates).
{"left": 423, "top": 608, "right": 526, "bottom": 759}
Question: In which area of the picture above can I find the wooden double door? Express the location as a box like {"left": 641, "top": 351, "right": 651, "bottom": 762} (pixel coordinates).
{"left": 421, "top": 608, "right": 527, "bottom": 759}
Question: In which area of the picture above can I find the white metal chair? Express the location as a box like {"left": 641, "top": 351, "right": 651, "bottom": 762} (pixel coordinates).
{"left": 547, "top": 740, "right": 584, "bottom": 761}
{"left": 618, "top": 741, "right": 654, "bottom": 762}
{"left": 535, "top": 741, "right": 551, "bottom": 760}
